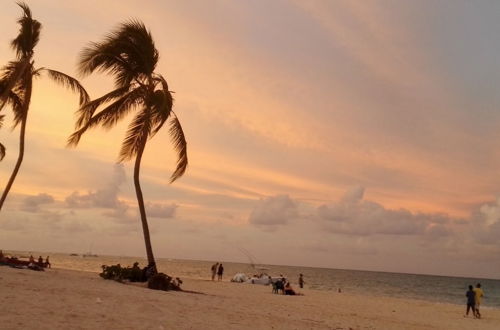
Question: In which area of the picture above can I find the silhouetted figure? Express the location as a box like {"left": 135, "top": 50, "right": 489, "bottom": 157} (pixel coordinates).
{"left": 143, "top": 262, "right": 157, "bottom": 281}
{"left": 274, "top": 279, "right": 285, "bottom": 294}
{"left": 37, "top": 256, "right": 43, "bottom": 265}
{"left": 211, "top": 262, "right": 219, "bottom": 281}
{"left": 217, "top": 263, "right": 224, "bottom": 281}
{"left": 298, "top": 273, "right": 305, "bottom": 288}
{"left": 29, "top": 255, "right": 35, "bottom": 263}
{"left": 45, "top": 256, "right": 51, "bottom": 268}
{"left": 284, "top": 281, "right": 296, "bottom": 295}
{"left": 465, "top": 285, "right": 476, "bottom": 318}
{"left": 474, "top": 283, "right": 484, "bottom": 319}
{"left": 130, "top": 262, "right": 142, "bottom": 282}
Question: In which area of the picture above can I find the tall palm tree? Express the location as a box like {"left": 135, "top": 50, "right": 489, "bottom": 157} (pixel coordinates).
{"left": 0, "top": 2, "right": 89, "bottom": 210}
{"left": 68, "top": 21, "right": 188, "bottom": 272}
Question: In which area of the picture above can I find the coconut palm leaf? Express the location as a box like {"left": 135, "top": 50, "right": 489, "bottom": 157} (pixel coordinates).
{"left": 11, "top": 2, "right": 41, "bottom": 58}
{"left": 149, "top": 89, "right": 172, "bottom": 135}
{"left": 0, "top": 114, "right": 4, "bottom": 160}
{"left": 79, "top": 20, "right": 158, "bottom": 86}
{"left": 42, "top": 68, "right": 90, "bottom": 105}
{"left": 118, "top": 110, "right": 151, "bottom": 162}
{"left": 0, "top": 59, "right": 29, "bottom": 109}
{"left": 168, "top": 114, "right": 188, "bottom": 183}
{"left": 74, "top": 86, "right": 130, "bottom": 129}
{"left": 0, "top": 143, "right": 5, "bottom": 161}
{"left": 67, "top": 88, "right": 145, "bottom": 146}
{"left": 7, "top": 90, "right": 24, "bottom": 127}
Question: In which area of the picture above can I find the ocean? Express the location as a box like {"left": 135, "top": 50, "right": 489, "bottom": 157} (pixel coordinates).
{"left": 5, "top": 251, "right": 500, "bottom": 308}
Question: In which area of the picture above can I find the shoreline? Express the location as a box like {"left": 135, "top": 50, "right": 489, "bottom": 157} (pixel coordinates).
{"left": 1, "top": 266, "right": 499, "bottom": 329}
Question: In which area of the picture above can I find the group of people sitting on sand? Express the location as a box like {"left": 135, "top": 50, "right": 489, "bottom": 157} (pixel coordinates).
{"left": 0, "top": 250, "right": 51, "bottom": 271}
{"left": 100, "top": 261, "right": 158, "bottom": 282}
{"left": 272, "top": 275, "right": 303, "bottom": 296}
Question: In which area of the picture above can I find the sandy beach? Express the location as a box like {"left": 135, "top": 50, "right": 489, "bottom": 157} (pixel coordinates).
{"left": 0, "top": 266, "right": 498, "bottom": 330}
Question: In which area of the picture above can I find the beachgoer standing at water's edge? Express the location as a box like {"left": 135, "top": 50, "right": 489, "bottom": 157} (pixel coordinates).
{"left": 217, "top": 263, "right": 224, "bottom": 281}
{"left": 474, "top": 283, "right": 484, "bottom": 319}
{"left": 465, "top": 285, "right": 476, "bottom": 318}
{"left": 299, "top": 274, "right": 305, "bottom": 288}
{"left": 211, "top": 262, "right": 219, "bottom": 281}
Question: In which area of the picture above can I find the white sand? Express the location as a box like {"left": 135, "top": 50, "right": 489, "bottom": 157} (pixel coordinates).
{"left": 0, "top": 266, "right": 498, "bottom": 329}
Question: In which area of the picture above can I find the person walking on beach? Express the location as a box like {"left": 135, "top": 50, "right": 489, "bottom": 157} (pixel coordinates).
{"left": 298, "top": 273, "right": 305, "bottom": 288}
{"left": 217, "top": 263, "right": 224, "bottom": 281}
{"left": 211, "top": 262, "right": 219, "bottom": 281}
{"left": 474, "top": 283, "right": 484, "bottom": 319}
{"left": 465, "top": 285, "right": 476, "bottom": 318}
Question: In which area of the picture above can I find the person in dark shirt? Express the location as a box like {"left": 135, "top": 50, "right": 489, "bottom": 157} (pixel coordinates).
{"left": 217, "top": 263, "right": 224, "bottom": 281}
{"left": 298, "top": 274, "right": 305, "bottom": 288}
{"left": 465, "top": 285, "right": 476, "bottom": 318}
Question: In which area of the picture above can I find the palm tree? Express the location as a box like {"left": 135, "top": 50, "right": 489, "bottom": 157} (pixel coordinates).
{"left": 0, "top": 2, "right": 89, "bottom": 210}
{"left": 68, "top": 21, "right": 188, "bottom": 272}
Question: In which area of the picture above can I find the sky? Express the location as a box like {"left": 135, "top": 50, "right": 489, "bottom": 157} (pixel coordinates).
{"left": 0, "top": 0, "right": 500, "bottom": 279}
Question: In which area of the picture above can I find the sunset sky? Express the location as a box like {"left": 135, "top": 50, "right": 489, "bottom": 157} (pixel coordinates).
{"left": 1, "top": 0, "right": 499, "bottom": 279}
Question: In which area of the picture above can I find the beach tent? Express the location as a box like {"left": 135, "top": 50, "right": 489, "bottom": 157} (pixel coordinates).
{"left": 231, "top": 273, "right": 249, "bottom": 283}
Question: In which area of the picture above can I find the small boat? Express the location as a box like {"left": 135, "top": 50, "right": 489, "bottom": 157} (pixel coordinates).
{"left": 69, "top": 253, "right": 79, "bottom": 256}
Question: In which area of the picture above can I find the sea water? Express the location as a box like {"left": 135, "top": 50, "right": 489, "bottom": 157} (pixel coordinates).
{"left": 5, "top": 251, "right": 500, "bottom": 308}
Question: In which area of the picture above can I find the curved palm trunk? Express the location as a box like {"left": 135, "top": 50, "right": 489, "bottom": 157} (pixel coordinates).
{"left": 0, "top": 75, "right": 32, "bottom": 211}
{"left": 133, "top": 135, "right": 157, "bottom": 273}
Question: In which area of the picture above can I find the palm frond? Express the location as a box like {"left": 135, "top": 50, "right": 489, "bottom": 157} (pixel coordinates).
{"left": 43, "top": 68, "right": 90, "bottom": 105}
{"left": 0, "top": 142, "right": 5, "bottom": 161}
{"left": 168, "top": 114, "right": 188, "bottom": 182}
{"left": 11, "top": 2, "right": 41, "bottom": 58}
{"left": 154, "top": 74, "right": 171, "bottom": 94}
{"left": 83, "top": 88, "right": 143, "bottom": 130}
{"left": 12, "top": 72, "right": 31, "bottom": 127}
{"left": 150, "top": 89, "right": 173, "bottom": 136}
{"left": 0, "top": 114, "right": 4, "bottom": 160}
{"left": 0, "top": 60, "right": 29, "bottom": 109}
{"left": 67, "top": 127, "right": 86, "bottom": 147}
{"left": 68, "top": 88, "right": 144, "bottom": 147}
{"left": 118, "top": 110, "right": 151, "bottom": 162}
{"left": 7, "top": 91, "right": 23, "bottom": 120}
{"left": 78, "top": 20, "right": 158, "bottom": 87}
{"left": 74, "top": 86, "right": 130, "bottom": 129}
